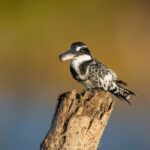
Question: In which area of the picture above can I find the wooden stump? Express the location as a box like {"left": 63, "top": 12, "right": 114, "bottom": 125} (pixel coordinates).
{"left": 40, "top": 90, "right": 114, "bottom": 150}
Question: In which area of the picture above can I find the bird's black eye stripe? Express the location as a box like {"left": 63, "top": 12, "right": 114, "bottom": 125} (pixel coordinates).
{"left": 80, "top": 48, "right": 90, "bottom": 55}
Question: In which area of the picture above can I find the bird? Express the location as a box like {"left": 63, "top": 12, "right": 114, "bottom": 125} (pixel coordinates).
{"left": 59, "top": 42, "right": 135, "bottom": 104}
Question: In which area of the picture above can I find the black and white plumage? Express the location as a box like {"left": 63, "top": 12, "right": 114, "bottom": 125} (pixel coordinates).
{"left": 59, "top": 42, "right": 135, "bottom": 104}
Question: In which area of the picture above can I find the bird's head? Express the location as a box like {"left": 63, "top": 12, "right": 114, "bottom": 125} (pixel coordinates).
{"left": 59, "top": 42, "right": 91, "bottom": 61}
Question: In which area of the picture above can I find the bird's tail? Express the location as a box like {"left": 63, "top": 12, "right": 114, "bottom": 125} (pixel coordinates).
{"left": 110, "top": 86, "right": 135, "bottom": 104}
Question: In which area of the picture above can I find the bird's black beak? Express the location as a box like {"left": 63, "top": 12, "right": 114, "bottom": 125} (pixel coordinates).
{"left": 59, "top": 49, "right": 76, "bottom": 61}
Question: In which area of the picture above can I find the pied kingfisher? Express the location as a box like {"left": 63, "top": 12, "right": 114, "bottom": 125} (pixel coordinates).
{"left": 59, "top": 42, "right": 135, "bottom": 104}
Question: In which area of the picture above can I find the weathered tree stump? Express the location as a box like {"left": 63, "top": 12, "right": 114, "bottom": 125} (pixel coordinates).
{"left": 40, "top": 90, "right": 114, "bottom": 150}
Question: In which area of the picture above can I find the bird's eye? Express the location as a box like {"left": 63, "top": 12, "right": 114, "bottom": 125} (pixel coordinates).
{"left": 80, "top": 48, "right": 85, "bottom": 53}
{"left": 80, "top": 48, "right": 90, "bottom": 55}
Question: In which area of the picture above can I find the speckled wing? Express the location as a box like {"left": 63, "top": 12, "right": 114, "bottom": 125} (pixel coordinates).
{"left": 86, "top": 59, "right": 113, "bottom": 90}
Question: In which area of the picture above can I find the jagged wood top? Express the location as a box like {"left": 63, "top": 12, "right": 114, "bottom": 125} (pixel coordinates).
{"left": 41, "top": 90, "right": 114, "bottom": 150}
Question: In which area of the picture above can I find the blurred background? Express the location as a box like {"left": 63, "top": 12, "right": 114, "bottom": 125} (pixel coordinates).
{"left": 0, "top": 0, "right": 150, "bottom": 149}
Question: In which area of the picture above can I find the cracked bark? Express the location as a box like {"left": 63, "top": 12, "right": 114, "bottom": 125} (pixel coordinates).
{"left": 40, "top": 90, "right": 114, "bottom": 150}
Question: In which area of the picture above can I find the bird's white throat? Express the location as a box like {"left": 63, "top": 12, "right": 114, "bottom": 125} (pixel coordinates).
{"left": 71, "top": 54, "right": 92, "bottom": 71}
